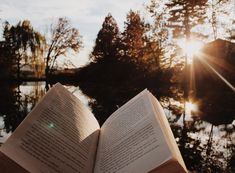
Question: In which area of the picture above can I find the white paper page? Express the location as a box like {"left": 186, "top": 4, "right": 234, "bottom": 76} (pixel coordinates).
{"left": 0, "top": 83, "right": 100, "bottom": 173}
{"left": 94, "top": 90, "right": 172, "bottom": 173}
{"left": 149, "top": 93, "right": 187, "bottom": 172}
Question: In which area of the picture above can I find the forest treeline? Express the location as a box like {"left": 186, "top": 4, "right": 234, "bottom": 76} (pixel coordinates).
{"left": 75, "top": 11, "right": 183, "bottom": 124}
{"left": 0, "top": 0, "right": 234, "bottom": 123}
{"left": 0, "top": 18, "right": 82, "bottom": 81}
{"left": 0, "top": 0, "right": 234, "bottom": 81}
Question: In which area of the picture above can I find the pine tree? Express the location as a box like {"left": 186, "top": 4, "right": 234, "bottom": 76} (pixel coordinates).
{"left": 90, "top": 13, "right": 120, "bottom": 63}
{"left": 121, "top": 10, "right": 146, "bottom": 64}
{"left": 146, "top": 0, "right": 169, "bottom": 70}
{"left": 166, "top": 0, "right": 208, "bottom": 40}
{"left": 208, "top": 0, "right": 231, "bottom": 40}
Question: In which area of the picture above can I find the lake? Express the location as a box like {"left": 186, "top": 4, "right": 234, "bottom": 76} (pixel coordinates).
{"left": 0, "top": 81, "right": 234, "bottom": 172}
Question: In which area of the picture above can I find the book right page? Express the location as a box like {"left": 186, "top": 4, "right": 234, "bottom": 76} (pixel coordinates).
{"left": 94, "top": 90, "right": 172, "bottom": 173}
{"left": 148, "top": 93, "right": 187, "bottom": 172}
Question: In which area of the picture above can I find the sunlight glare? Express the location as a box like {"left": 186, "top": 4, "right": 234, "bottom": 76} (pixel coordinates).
{"left": 197, "top": 52, "right": 235, "bottom": 93}
{"left": 48, "top": 122, "right": 56, "bottom": 129}
{"left": 185, "top": 101, "right": 198, "bottom": 116}
{"left": 177, "top": 39, "right": 204, "bottom": 64}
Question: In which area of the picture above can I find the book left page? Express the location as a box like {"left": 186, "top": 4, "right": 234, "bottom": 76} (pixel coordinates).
{"left": 0, "top": 83, "right": 100, "bottom": 173}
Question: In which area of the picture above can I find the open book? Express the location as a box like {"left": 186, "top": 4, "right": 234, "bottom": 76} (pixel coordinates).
{"left": 0, "top": 83, "right": 187, "bottom": 173}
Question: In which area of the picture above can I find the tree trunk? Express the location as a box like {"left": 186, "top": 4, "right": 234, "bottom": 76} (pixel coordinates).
{"left": 17, "top": 57, "right": 20, "bottom": 80}
{"left": 45, "top": 55, "right": 50, "bottom": 78}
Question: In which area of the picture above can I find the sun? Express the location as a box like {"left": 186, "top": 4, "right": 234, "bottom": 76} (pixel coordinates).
{"left": 177, "top": 39, "right": 204, "bottom": 64}
{"left": 185, "top": 101, "right": 198, "bottom": 116}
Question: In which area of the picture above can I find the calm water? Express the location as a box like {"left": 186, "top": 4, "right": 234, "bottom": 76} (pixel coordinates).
{"left": 0, "top": 82, "right": 90, "bottom": 143}
{"left": 0, "top": 81, "right": 234, "bottom": 172}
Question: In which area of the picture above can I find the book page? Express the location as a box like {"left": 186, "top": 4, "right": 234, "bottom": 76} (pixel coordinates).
{"left": 0, "top": 151, "right": 29, "bottom": 173}
{"left": 148, "top": 158, "right": 186, "bottom": 173}
{"left": 94, "top": 90, "right": 172, "bottom": 173}
{"left": 0, "top": 83, "right": 100, "bottom": 173}
{"left": 149, "top": 93, "right": 187, "bottom": 172}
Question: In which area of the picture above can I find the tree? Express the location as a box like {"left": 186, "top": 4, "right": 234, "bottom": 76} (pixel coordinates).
{"left": 0, "top": 40, "right": 14, "bottom": 79}
{"left": 2, "top": 20, "right": 44, "bottom": 79}
{"left": 166, "top": 0, "right": 208, "bottom": 100}
{"left": 121, "top": 10, "right": 146, "bottom": 64}
{"left": 146, "top": 0, "right": 169, "bottom": 47}
{"left": 208, "top": 0, "right": 231, "bottom": 40}
{"left": 166, "top": 0, "right": 208, "bottom": 40}
{"left": 45, "top": 17, "right": 82, "bottom": 77}
{"left": 90, "top": 13, "right": 120, "bottom": 63}
{"left": 146, "top": 0, "right": 170, "bottom": 70}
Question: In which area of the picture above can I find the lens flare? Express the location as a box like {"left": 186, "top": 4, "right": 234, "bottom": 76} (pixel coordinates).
{"left": 177, "top": 39, "right": 204, "bottom": 64}
{"left": 185, "top": 101, "right": 198, "bottom": 116}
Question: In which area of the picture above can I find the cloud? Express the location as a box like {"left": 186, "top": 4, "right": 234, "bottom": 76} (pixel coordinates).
{"left": 0, "top": 0, "right": 146, "bottom": 67}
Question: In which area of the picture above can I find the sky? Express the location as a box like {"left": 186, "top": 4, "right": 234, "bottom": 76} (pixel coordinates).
{"left": 0, "top": 0, "right": 147, "bottom": 67}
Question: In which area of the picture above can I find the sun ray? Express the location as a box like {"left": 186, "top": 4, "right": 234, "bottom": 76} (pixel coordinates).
{"left": 196, "top": 52, "right": 235, "bottom": 93}
{"left": 189, "top": 59, "right": 196, "bottom": 97}
{"left": 196, "top": 51, "right": 235, "bottom": 74}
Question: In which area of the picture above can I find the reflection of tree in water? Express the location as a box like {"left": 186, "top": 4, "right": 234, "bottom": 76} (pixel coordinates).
{"left": 0, "top": 82, "right": 45, "bottom": 133}
{"left": 77, "top": 62, "right": 234, "bottom": 172}
{"left": 0, "top": 72, "right": 234, "bottom": 172}
{"left": 76, "top": 63, "right": 234, "bottom": 172}
{"left": 176, "top": 120, "right": 233, "bottom": 172}
{"left": 168, "top": 39, "right": 235, "bottom": 172}
{"left": 205, "top": 124, "right": 234, "bottom": 172}
{"left": 175, "top": 107, "right": 235, "bottom": 172}
{"left": 21, "top": 82, "right": 46, "bottom": 110}
{"left": 157, "top": 94, "right": 233, "bottom": 172}
{"left": 0, "top": 80, "right": 234, "bottom": 172}
{"left": 0, "top": 83, "right": 20, "bottom": 133}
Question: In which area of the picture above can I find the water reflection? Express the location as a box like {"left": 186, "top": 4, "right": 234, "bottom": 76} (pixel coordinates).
{"left": 0, "top": 82, "right": 90, "bottom": 143}
{"left": 0, "top": 81, "right": 234, "bottom": 172}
